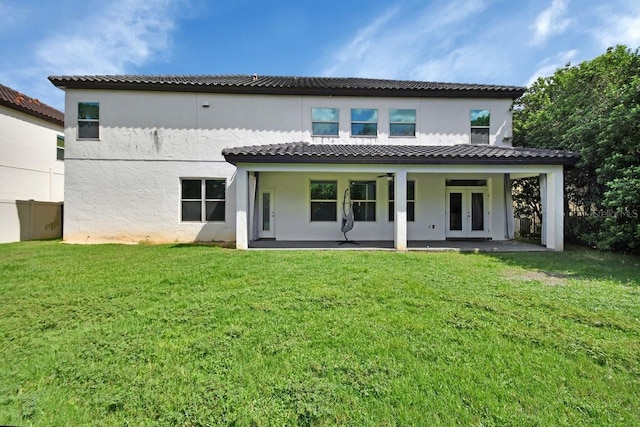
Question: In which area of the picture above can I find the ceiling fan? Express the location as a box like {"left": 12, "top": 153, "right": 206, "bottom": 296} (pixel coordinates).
{"left": 376, "top": 172, "right": 394, "bottom": 181}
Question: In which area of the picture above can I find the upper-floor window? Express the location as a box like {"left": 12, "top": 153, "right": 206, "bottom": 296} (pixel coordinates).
{"left": 389, "top": 109, "right": 416, "bottom": 137}
{"left": 470, "top": 109, "right": 490, "bottom": 144}
{"left": 78, "top": 102, "right": 100, "bottom": 139}
{"left": 311, "top": 108, "right": 339, "bottom": 136}
{"left": 56, "top": 135, "right": 64, "bottom": 161}
{"left": 350, "top": 180, "right": 376, "bottom": 221}
{"left": 310, "top": 180, "right": 337, "bottom": 221}
{"left": 181, "top": 178, "right": 226, "bottom": 222}
{"left": 351, "top": 109, "right": 377, "bottom": 136}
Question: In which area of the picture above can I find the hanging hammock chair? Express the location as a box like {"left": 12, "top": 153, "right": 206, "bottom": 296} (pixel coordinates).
{"left": 339, "top": 188, "right": 358, "bottom": 245}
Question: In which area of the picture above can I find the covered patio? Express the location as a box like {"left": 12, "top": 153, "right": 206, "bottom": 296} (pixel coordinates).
{"left": 223, "top": 142, "right": 579, "bottom": 251}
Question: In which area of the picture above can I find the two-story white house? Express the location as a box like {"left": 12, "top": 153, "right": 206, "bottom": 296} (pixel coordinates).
{"left": 48, "top": 75, "right": 578, "bottom": 250}
{"left": 0, "top": 83, "right": 64, "bottom": 243}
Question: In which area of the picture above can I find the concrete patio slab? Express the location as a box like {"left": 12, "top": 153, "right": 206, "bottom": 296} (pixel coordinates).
{"left": 248, "top": 239, "right": 548, "bottom": 252}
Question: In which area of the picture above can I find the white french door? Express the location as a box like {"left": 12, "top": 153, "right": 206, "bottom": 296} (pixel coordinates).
{"left": 258, "top": 189, "right": 275, "bottom": 238}
{"left": 446, "top": 189, "right": 489, "bottom": 238}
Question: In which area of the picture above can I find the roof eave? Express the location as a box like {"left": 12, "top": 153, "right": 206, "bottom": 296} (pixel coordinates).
{"left": 0, "top": 98, "right": 64, "bottom": 127}
{"left": 222, "top": 155, "right": 577, "bottom": 167}
{"left": 48, "top": 78, "right": 524, "bottom": 99}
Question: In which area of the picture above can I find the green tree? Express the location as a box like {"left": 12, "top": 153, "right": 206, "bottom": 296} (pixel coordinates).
{"left": 513, "top": 45, "right": 640, "bottom": 251}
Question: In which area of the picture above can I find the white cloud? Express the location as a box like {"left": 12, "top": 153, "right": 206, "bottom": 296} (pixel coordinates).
{"left": 594, "top": 4, "right": 640, "bottom": 49}
{"left": 526, "top": 49, "right": 577, "bottom": 86}
{"left": 37, "top": 0, "right": 180, "bottom": 75}
{"left": 531, "top": 0, "right": 571, "bottom": 45}
{"left": 320, "top": 0, "right": 488, "bottom": 80}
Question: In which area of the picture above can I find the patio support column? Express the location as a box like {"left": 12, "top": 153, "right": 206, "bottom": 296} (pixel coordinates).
{"left": 394, "top": 170, "right": 408, "bottom": 251}
{"left": 540, "top": 174, "right": 547, "bottom": 246}
{"left": 235, "top": 166, "right": 249, "bottom": 250}
{"left": 545, "top": 167, "right": 565, "bottom": 251}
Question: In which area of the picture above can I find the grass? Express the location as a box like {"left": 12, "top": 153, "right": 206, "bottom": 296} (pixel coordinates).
{"left": 1, "top": 241, "right": 639, "bottom": 426}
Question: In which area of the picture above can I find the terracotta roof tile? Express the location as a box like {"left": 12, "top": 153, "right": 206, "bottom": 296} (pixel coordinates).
{"left": 49, "top": 74, "right": 525, "bottom": 99}
{"left": 222, "top": 142, "right": 580, "bottom": 166}
{"left": 0, "top": 83, "right": 63, "bottom": 126}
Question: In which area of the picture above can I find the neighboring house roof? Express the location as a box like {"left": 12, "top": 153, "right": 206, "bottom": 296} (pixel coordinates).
{"left": 222, "top": 142, "right": 580, "bottom": 166}
{"left": 0, "top": 83, "right": 64, "bottom": 126}
{"left": 48, "top": 74, "right": 525, "bottom": 99}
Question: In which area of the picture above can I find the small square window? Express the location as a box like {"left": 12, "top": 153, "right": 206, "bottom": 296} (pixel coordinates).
{"left": 310, "top": 180, "right": 337, "bottom": 221}
{"left": 312, "top": 108, "right": 339, "bottom": 136}
{"left": 389, "top": 109, "right": 416, "bottom": 137}
{"left": 351, "top": 109, "right": 378, "bottom": 136}
{"left": 181, "top": 178, "right": 226, "bottom": 222}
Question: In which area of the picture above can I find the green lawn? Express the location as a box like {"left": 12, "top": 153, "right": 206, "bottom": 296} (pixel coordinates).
{"left": 1, "top": 241, "right": 639, "bottom": 426}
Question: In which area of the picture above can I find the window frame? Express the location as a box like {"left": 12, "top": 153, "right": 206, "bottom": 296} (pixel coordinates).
{"left": 56, "top": 135, "right": 64, "bottom": 161}
{"left": 389, "top": 109, "right": 416, "bottom": 137}
{"left": 310, "top": 180, "right": 338, "bottom": 222}
{"left": 350, "top": 180, "right": 376, "bottom": 221}
{"left": 77, "top": 102, "right": 100, "bottom": 140}
{"left": 470, "top": 109, "right": 490, "bottom": 145}
{"left": 350, "top": 108, "right": 378, "bottom": 137}
{"left": 180, "top": 178, "right": 226, "bottom": 223}
{"left": 311, "top": 108, "right": 339, "bottom": 137}
{"left": 388, "top": 180, "right": 415, "bottom": 222}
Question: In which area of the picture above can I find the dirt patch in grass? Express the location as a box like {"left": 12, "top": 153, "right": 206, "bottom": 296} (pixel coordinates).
{"left": 503, "top": 268, "right": 579, "bottom": 286}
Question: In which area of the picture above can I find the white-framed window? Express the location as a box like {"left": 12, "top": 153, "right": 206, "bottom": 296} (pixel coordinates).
{"left": 78, "top": 102, "right": 100, "bottom": 139}
{"left": 470, "top": 109, "right": 490, "bottom": 144}
{"left": 389, "top": 109, "right": 416, "bottom": 137}
{"left": 310, "top": 180, "right": 337, "bottom": 221}
{"left": 351, "top": 109, "right": 378, "bottom": 136}
{"left": 311, "top": 108, "right": 339, "bottom": 136}
{"left": 181, "top": 178, "right": 226, "bottom": 222}
{"left": 350, "top": 180, "right": 376, "bottom": 221}
{"left": 56, "top": 135, "right": 64, "bottom": 161}
{"left": 388, "top": 180, "right": 415, "bottom": 221}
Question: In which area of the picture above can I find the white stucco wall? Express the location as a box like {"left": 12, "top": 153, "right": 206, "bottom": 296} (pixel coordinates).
{"left": 61, "top": 88, "right": 516, "bottom": 243}
{"left": 0, "top": 106, "right": 64, "bottom": 202}
{"left": 0, "top": 105, "right": 64, "bottom": 243}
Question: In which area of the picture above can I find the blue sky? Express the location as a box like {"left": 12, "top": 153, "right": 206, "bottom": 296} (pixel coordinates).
{"left": 1, "top": 0, "right": 639, "bottom": 111}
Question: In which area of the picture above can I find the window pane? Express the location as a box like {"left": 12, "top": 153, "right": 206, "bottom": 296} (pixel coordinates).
{"left": 389, "top": 109, "right": 416, "bottom": 123}
{"left": 351, "top": 109, "right": 378, "bottom": 122}
{"left": 312, "top": 108, "right": 339, "bottom": 122}
{"left": 472, "top": 193, "right": 484, "bottom": 230}
{"left": 353, "top": 202, "right": 376, "bottom": 221}
{"left": 388, "top": 201, "right": 394, "bottom": 221}
{"left": 351, "top": 123, "right": 377, "bottom": 136}
{"left": 57, "top": 147, "right": 64, "bottom": 161}
{"left": 449, "top": 193, "right": 462, "bottom": 230}
{"left": 471, "top": 128, "right": 490, "bottom": 144}
{"left": 206, "top": 201, "right": 225, "bottom": 222}
{"left": 390, "top": 123, "right": 415, "bottom": 137}
{"left": 407, "top": 181, "right": 415, "bottom": 200}
{"left": 206, "top": 179, "right": 225, "bottom": 199}
{"left": 182, "top": 201, "right": 201, "bottom": 221}
{"left": 57, "top": 135, "right": 64, "bottom": 148}
{"left": 312, "top": 123, "right": 339, "bottom": 136}
{"left": 310, "top": 181, "right": 337, "bottom": 200}
{"left": 78, "top": 102, "right": 100, "bottom": 119}
{"left": 470, "top": 110, "right": 490, "bottom": 126}
{"left": 181, "top": 180, "right": 201, "bottom": 199}
{"left": 311, "top": 202, "right": 337, "bottom": 221}
{"left": 78, "top": 122, "right": 99, "bottom": 139}
{"left": 408, "top": 202, "right": 415, "bottom": 222}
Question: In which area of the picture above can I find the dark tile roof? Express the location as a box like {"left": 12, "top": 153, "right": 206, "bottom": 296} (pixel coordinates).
{"left": 48, "top": 74, "right": 525, "bottom": 99}
{"left": 222, "top": 142, "right": 580, "bottom": 166}
{"left": 0, "top": 83, "right": 64, "bottom": 126}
